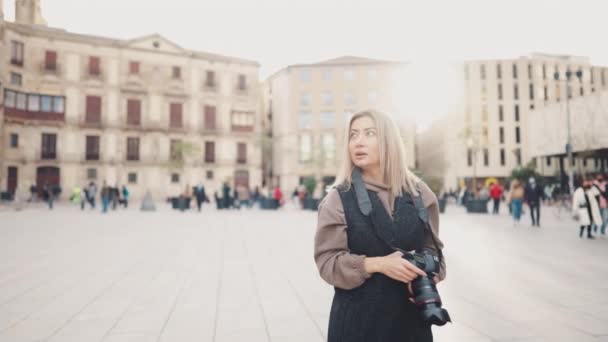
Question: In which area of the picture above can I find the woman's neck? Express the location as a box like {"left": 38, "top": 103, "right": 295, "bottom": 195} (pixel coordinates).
{"left": 362, "top": 166, "right": 383, "bottom": 184}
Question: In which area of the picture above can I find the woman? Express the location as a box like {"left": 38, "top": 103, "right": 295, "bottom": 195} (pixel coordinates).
{"left": 572, "top": 179, "right": 602, "bottom": 239}
{"left": 508, "top": 180, "right": 524, "bottom": 226}
{"left": 314, "top": 110, "right": 446, "bottom": 342}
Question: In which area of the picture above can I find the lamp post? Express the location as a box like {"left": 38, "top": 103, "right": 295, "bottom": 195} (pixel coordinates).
{"left": 553, "top": 68, "right": 582, "bottom": 194}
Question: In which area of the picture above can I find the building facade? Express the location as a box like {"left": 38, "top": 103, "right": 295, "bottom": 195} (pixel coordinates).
{"left": 262, "top": 57, "right": 416, "bottom": 194}
{"left": 0, "top": 1, "right": 262, "bottom": 200}
{"left": 425, "top": 54, "right": 608, "bottom": 190}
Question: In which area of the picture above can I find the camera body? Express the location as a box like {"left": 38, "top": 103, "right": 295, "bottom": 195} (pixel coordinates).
{"left": 401, "top": 250, "right": 452, "bottom": 326}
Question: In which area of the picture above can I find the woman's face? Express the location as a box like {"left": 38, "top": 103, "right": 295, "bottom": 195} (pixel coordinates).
{"left": 349, "top": 116, "right": 380, "bottom": 171}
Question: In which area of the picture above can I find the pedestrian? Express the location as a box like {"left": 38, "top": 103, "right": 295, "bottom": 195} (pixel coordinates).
{"left": 87, "top": 182, "right": 97, "bottom": 209}
{"left": 43, "top": 182, "right": 53, "bottom": 209}
{"left": 214, "top": 191, "right": 222, "bottom": 210}
{"left": 194, "top": 183, "right": 206, "bottom": 211}
{"left": 314, "top": 110, "right": 446, "bottom": 342}
{"left": 252, "top": 186, "right": 261, "bottom": 208}
{"left": 222, "top": 182, "right": 231, "bottom": 210}
{"left": 508, "top": 180, "right": 525, "bottom": 226}
{"left": 121, "top": 185, "right": 129, "bottom": 208}
{"left": 100, "top": 181, "right": 110, "bottom": 213}
{"left": 237, "top": 185, "right": 251, "bottom": 208}
{"left": 524, "top": 177, "right": 544, "bottom": 227}
{"left": 573, "top": 179, "right": 602, "bottom": 239}
{"left": 489, "top": 182, "right": 503, "bottom": 214}
{"left": 28, "top": 184, "right": 37, "bottom": 202}
{"left": 273, "top": 185, "right": 283, "bottom": 209}
{"left": 111, "top": 185, "right": 119, "bottom": 210}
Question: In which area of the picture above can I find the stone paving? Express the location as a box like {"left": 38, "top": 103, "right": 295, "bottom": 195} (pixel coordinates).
{"left": 0, "top": 201, "right": 607, "bottom": 342}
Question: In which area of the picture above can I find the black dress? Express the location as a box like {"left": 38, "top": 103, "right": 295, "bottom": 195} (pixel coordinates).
{"left": 328, "top": 187, "right": 433, "bottom": 342}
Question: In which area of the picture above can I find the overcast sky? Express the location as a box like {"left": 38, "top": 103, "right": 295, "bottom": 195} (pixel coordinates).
{"left": 5, "top": 0, "right": 608, "bottom": 127}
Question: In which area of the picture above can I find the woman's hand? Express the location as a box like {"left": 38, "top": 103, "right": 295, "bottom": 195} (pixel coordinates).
{"left": 364, "top": 251, "right": 426, "bottom": 284}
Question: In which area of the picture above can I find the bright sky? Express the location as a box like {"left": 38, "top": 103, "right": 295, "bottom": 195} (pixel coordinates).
{"left": 5, "top": 0, "right": 608, "bottom": 127}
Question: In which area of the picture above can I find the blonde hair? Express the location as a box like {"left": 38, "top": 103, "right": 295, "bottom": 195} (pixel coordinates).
{"left": 332, "top": 109, "right": 419, "bottom": 198}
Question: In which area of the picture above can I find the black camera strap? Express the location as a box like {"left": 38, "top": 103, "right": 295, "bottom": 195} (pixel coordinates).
{"left": 351, "top": 168, "right": 444, "bottom": 265}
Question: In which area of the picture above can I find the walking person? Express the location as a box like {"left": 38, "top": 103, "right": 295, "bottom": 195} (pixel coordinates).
{"left": 524, "top": 177, "right": 544, "bottom": 227}
{"left": 591, "top": 175, "right": 607, "bottom": 236}
{"left": 87, "top": 182, "right": 97, "bottom": 209}
{"left": 489, "top": 182, "right": 503, "bottom": 214}
{"left": 573, "top": 179, "right": 602, "bottom": 239}
{"left": 508, "top": 180, "right": 525, "bottom": 226}
{"left": 121, "top": 185, "right": 129, "bottom": 208}
{"left": 100, "top": 182, "right": 110, "bottom": 213}
{"left": 194, "top": 183, "right": 207, "bottom": 212}
{"left": 314, "top": 110, "right": 447, "bottom": 342}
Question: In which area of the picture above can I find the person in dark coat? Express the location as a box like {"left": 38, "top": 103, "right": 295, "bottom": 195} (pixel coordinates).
{"left": 524, "top": 177, "right": 544, "bottom": 227}
{"left": 194, "top": 183, "right": 207, "bottom": 211}
{"left": 222, "top": 182, "right": 231, "bottom": 209}
{"left": 314, "top": 110, "right": 446, "bottom": 342}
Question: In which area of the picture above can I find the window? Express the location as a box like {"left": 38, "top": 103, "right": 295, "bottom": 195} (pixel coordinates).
{"left": 128, "top": 173, "right": 137, "bottom": 184}
{"left": 298, "top": 111, "right": 312, "bottom": 129}
{"left": 515, "top": 105, "right": 520, "bottom": 122}
{"left": 10, "top": 72, "right": 22, "bottom": 86}
{"left": 321, "top": 92, "right": 333, "bottom": 105}
{"left": 10, "top": 133, "right": 18, "bottom": 148}
{"left": 322, "top": 134, "right": 336, "bottom": 161}
{"left": 322, "top": 69, "right": 332, "bottom": 81}
{"left": 170, "top": 139, "right": 182, "bottom": 161}
{"left": 127, "top": 99, "right": 141, "bottom": 126}
{"left": 40, "top": 95, "right": 52, "bottom": 112}
{"left": 205, "top": 71, "right": 216, "bottom": 87}
{"left": 529, "top": 84, "right": 534, "bottom": 100}
{"left": 515, "top": 127, "right": 521, "bottom": 144}
{"left": 169, "top": 103, "right": 183, "bottom": 128}
{"left": 231, "top": 111, "right": 254, "bottom": 131}
{"left": 171, "top": 173, "right": 180, "bottom": 183}
{"left": 580, "top": 87, "right": 584, "bottom": 96}
{"left": 16, "top": 93, "right": 26, "bottom": 110}
{"left": 480, "top": 64, "right": 486, "bottom": 80}
{"left": 204, "top": 141, "right": 215, "bottom": 163}
{"left": 514, "top": 84, "right": 519, "bottom": 100}
{"left": 301, "top": 93, "right": 311, "bottom": 106}
{"left": 483, "top": 149, "right": 489, "bottom": 166}
{"left": 129, "top": 61, "right": 140, "bottom": 74}
{"left": 53, "top": 97, "right": 65, "bottom": 113}
{"left": 467, "top": 148, "right": 473, "bottom": 167}
{"left": 528, "top": 64, "right": 533, "bottom": 80}
{"left": 85, "top": 96, "right": 101, "bottom": 124}
{"left": 45, "top": 51, "right": 57, "bottom": 71}
{"left": 126, "top": 137, "right": 139, "bottom": 161}
{"left": 368, "top": 91, "right": 378, "bottom": 103}
{"left": 544, "top": 86, "right": 548, "bottom": 101}
{"left": 500, "top": 149, "right": 506, "bottom": 166}
{"left": 300, "top": 134, "right": 312, "bottom": 163}
{"left": 542, "top": 64, "right": 546, "bottom": 80}
{"left": 4, "top": 90, "right": 16, "bottom": 108}
{"left": 496, "top": 64, "right": 502, "bottom": 79}
{"left": 299, "top": 69, "right": 311, "bottom": 82}
{"left": 41, "top": 133, "right": 57, "bottom": 159}
{"left": 498, "top": 105, "right": 504, "bottom": 122}
{"left": 206, "top": 170, "right": 214, "bottom": 180}
{"left": 172, "top": 66, "right": 181, "bottom": 79}
{"left": 513, "top": 63, "right": 518, "bottom": 79}
{"left": 320, "top": 111, "right": 335, "bottom": 128}
{"left": 344, "top": 92, "right": 356, "bottom": 106}
{"left": 11, "top": 41, "right": 24, "bottom": 66}
{"left": 87, "top": 168, "right": 97, "bottom": 180}
{"left": 28, "top": 95, "right": 40, "bottom": 112}
{"left": 497, "top": 84, "right": 503, "bottom": 100}
{"left": 368, "top": 69, "right": 378, "bottom": 80}
{"left": 546, "top": 157, "right": 552, "bottom": 166}
{"left": 85, "top": 135, "right": 100, "bottom": 161}
{"left": 344, "top": 70, "right": 354, "bottom": 81}
{"left": 237, "top": 143, "right": 247, "bottom": 164}
{"left": 238, "top": 74, "right": 247, "bottom": 90}
{"left": 204, "top": 105, "right": 216, "bottom": 130}
{"left": 515, "top": 148, "right": 522, "bottom": 166}
{"left": 89, "top": 56, "right": 100, "bottom": 76}
{"left": 499, "top": 127, "right": 505, "bottom": 144}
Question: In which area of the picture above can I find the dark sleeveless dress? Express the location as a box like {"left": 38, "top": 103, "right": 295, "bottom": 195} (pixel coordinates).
{"left": 328, "top": 186, "right": 433, "bottom": 342}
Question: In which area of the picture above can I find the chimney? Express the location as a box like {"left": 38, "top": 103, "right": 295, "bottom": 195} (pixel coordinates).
{"left": 15, "top": 0, "right": 46, "bottom": 26}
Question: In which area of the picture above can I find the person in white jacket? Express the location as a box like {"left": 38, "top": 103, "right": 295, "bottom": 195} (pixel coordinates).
{"left": 572, "top": 179, "right": 602, "bottom": 239}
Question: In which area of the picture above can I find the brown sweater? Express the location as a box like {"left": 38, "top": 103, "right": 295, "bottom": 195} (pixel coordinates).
{"left": 314, "top": 176, "right": 446, "bottom": 290}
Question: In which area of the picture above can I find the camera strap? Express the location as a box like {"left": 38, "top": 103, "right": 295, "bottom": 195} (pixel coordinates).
{"left": 351, "top": 167, "right": 443, "bottom": 265}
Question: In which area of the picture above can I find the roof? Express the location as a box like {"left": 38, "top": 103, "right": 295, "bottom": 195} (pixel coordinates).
{"left": 3, "top": 22, "right": 260, "bottom": 66}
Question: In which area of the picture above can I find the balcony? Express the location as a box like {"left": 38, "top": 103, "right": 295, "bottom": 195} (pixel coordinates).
{"left": 202, "top": 81, "right": 219, "bottom": 93}
{"left": 40, "top": 62, "right": 61, "bottom": 76}
{"left": 4, "top": 107, "right": 65, "bottom": 124}
{"left": 10, "top": 59, "right": 23, "bottom": 67}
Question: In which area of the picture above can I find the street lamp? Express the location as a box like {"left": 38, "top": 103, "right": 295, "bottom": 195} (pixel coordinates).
{"left": 553, "top": 68, "right": 582, "bottom": 194}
